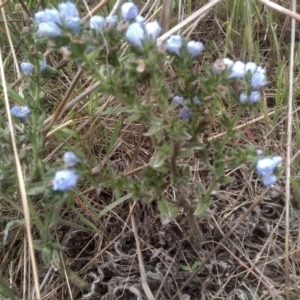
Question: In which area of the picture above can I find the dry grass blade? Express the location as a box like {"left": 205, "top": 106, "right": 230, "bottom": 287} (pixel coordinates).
{"left": 159, "top": 0, "right": 171, "bottom": 35}
{"left": 42, "top": 68, "right": 84, "bottom": 132}
{"left": 0, "top": 47, "right": 41, "bottom": 300}
{"left": 157, "top": 0, "right": 222, "bottom": 43}
{"left": 257, "top": 0, "right": 300, "bottom": 21}
{"left": 131, "top": 203, "right": 155, "bottom": 300}
{"left": 284, "top": 0, "right": 296, "bottom": 299}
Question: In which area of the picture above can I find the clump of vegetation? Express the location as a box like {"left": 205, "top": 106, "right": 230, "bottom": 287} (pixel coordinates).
{"left": 0, "top": 0, "right": 299, "bottom": 299}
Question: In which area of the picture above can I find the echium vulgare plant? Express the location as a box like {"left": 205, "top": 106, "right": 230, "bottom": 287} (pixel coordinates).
{"left": 2, "top": 0, "right": 283, "bottom": 292}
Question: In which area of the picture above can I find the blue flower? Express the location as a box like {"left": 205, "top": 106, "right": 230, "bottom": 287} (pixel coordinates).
{"left": 52, "top": 170, "right": 79, "bottom": 192}
{"left": 43, "top": 8, "right": 61, "bottom": 24}
{"left": 63, "top": 151, "right": 79, "bottom": 167}
{"left": 256, "top": 156, "right": 282, "bottom": 186}
{"left": 90, "top": 15, "right": 105, "bottom": 30}
{"left": 262, "top": 174, "right": 277, "bottom": 186}
{"left": 145, "top": 21, "right": 161, "bottom": 40}
{"left": 239, "top": 92, "right": 248, "bottom": 103}
{"left": 40, "top": 57, "right": 47, "bottom": 71}
{"left": 165, "top": 35, "right": 182, "bottom": 56}
{"left": 179, "top": 106, "right": 191, "bottom": 120}
{"left": 37, "top": 22, "right": 62, "bottom": 37}
{"left": 239, "top": 91, "right": 261, "bottom": 103}
{"left": 11, "top": 105, "right": 31, "bottom": 121}
{"left": 106, "top": 15, "right": 118, "bottom": 25}
{"left": 58, "top": 1, "right": 79, "bottom": 19}
{"left": 249, "top": 91, "right": 261, "bottom": 103}
{"left": 173, "top": 95, "right": 184, "bottom": 106}
{"left": 121, "top": 2, "right": 138, "bottom": 20}
{"left": 223, "top": 58, "right": 234, "bottom": 69}
{"left": 125, "top": 23, "right": 144, "bottom": 48}
{"left": 245, "top": 62, "right": 257, "bottom": 75}
{"left": 34, "top": 11, "right": 47, "bottom": 24}
{"left": 135, "top": 15, "right": 145, "bottom": 25}
{"left": 251, "top": 69, "right": 267, "bottom": 90}
{"left": 187, "top": 41, "right": 204, "bottom": 58}
{"left": 228, "top": 61, "right": 245, "bottom": 79}
{"left": 65, "top": 17, "right": 81, "bottom": 34}
{"left": 192, "top": 96, "right": 201, "bottom": 105}
{"left": 21, "top": 62, "right": 33, "bottom": 76}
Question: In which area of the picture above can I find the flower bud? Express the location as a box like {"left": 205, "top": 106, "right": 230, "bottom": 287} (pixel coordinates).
{"left": 245, "top": 62, "right": 257, "bottom": 75}
{"left": 21, "top": 62, "right": 33, "bottom": 75}
{"left": 173, "top": 96, "right": 184, "bottom": 106}
{"left": 37, "top": 22, "right": 62, "bottom": 37}
{"left": 44, "top": 8, "right": 61, "bottom": 24}
{"left": 251, "top": 71, "right": 267, "bottom": 90}
{"left": 179, "top": 106, "right": 191, "bottom": 120}
{"left": 187, "top": 41, "right": 204, "bottom": 58}
{"left": 106, "top": 15, "right": 118, "bottom": 25}
{"left": 11, "top": 105, "right": 31, "bottom": 121}
{"left": 145, "top": 21, "right": 161, "bottom": 40}
{"left": 121, "top": 2, "right": 138, "bottom": 20}
{"left": 125, "top": 23, "right": 144, "bottom": 48}
{"left": 52, "top": 170, "right": 79, "bottom": 192}
{"left": 239, "top": 92, "right": 248, "bottom": 103}
{"left": 192, "top": 96, "right": 201, "bottom": 105}
{"left": 40, "top": 58, "right": 47, "bottom": 72}
{"left": 262, "top": 174, "right": 277, "bottom": 186}
{"left": 34, "top": 11, "right": 47, "bottom": 24}
{"left": 135, "top": 15, "right": 145, "bottom": 25}
{"left": 165, "top": 35, "right": 182, "bottom": 56}
{"left": 63, "top": 151, "right": 79, "bottom": 167}
{"left": 229, "top": 60, "right": 245, "bottom": 78}
{"left": 66, "top": 17, "right": 81, "bottom": 34}
{"left": 249, "top": 91, "right": 261, "bottom": 103}
{"left": 58, "top": 1, "right": 79, "bottom": 19}
{"left": 90, "top": 15, "right": 105, "bottom": 30}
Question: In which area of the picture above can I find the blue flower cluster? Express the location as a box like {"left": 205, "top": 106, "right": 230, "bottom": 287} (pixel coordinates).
{"left": 215, "top": 59, "right": 267, "bottom": 104}
{"left": 165, "top": 36, "right": 204, "bottom": 58}
{"left": 123, "top": 3, "right": 204, "bottom": 57}
{"left": 10, "top": 105, "right": 31, "bottom": 121}
{"left": 35, "top": 1, "right": 80, "bottom": 37}
{"left": 89, "top": 15, "right": 118, "bottom": 31}
{"left": 256, "top": 156, "right": 282, "bottom": 186}
{"left": 173, "top": 95, "right": 201, "bottom": 120}
{"left": 20, "top": 58, "right": 47, "bottom": 76}
{"left": 53, "top": 151, "right": 79, "bottom": 191}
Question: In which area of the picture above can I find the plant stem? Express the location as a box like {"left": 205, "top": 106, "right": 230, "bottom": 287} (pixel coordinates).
{"left": 170, "top": 143, "right": 203, "bottom": 250}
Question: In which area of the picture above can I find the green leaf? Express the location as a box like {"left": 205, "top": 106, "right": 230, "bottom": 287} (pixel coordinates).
{"left": 157, "top": 197, "right": 179, "bottom": 220}
{"left": 180, "top": 264, "right": 192, "bottom": 271}
{"left": 0, "top": 277, "right": 17, "bottom": 300}
{"left": 177, "top": 148, "right": 193, "bottom": 158}
{"left": 42, "top": 247, "right": 52, "bottom": 267}
{"left": 98, "top": 193, "right": 132, "bottom": 218}
{"left": 168, "top": 130, "right": 191, "bottom": 142}
{"left": 150, "top": 144, "right": 172, "bottom": 169}
{"left": 191, "top": 260, "right": 202, "bottom": 270}
{"left": 127, "top": 112, "right": 142, "bottom": 122}
{"left": 184, "top": 142, "right": 207, "bottom": 150}
{"left": 195, "top": 182, "right": 207, "bottom": 195}
{"left": 27, "top": 183, "right": 46, "bottom": 195}
{"left": 32, "top": 240, "right": 44, "bottom": 251}
{"left": 108, "top": 115, "right": 122, "bottom": 153}
{"left": 3, "top": 219, "right": 25, "bottom": 245}
{"left": 194, "top": 194, "right": 210, "bottom": 218}
{"left": 291, "top": 178, "right": 300, "bottom": 206}
{"left": 144, "top": 122, "right": 162, "bottom": 136}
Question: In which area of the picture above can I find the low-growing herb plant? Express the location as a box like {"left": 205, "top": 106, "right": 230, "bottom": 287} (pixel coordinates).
{"left": 1, "top": 0, "right": 283, "bottom": 295}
